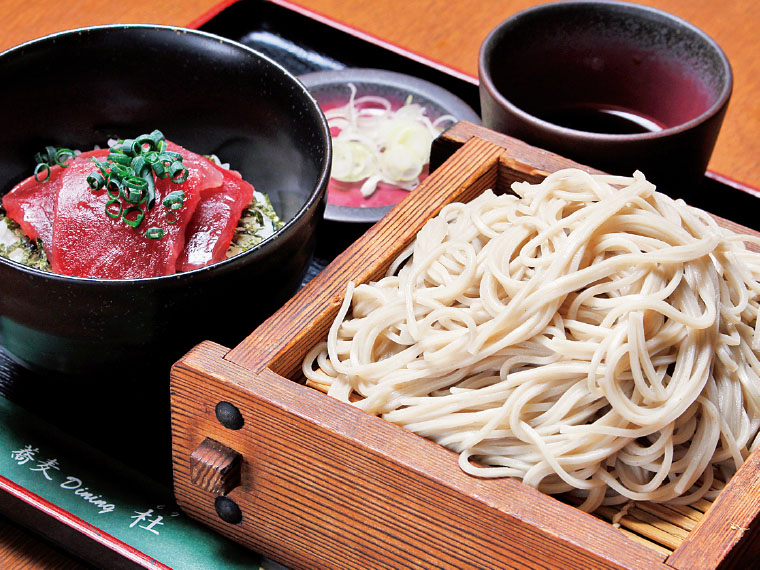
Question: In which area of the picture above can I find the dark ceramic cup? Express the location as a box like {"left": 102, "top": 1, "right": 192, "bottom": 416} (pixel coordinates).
{"left": 0, "top": 25, "right": 331, "bottom": 379}
{"left": 478, "top": 0, "right": 732, "bottom": 197}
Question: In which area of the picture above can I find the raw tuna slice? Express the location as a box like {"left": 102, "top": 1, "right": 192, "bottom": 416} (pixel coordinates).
{"left": 176, "top": 166, "right": 254, "bottom": 272}
{"left": 51, "top": 143, "right": 223, "bottom": 279}
{"left": 2, "top": 149, "right": 104, "bottom": 257}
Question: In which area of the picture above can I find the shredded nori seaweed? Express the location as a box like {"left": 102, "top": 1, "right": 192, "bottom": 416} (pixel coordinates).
{"left": 0, "top": 207, "right": 51, "bottom": 271}
{"left": 227, "top": 193, "right": 284, "bottom": 257}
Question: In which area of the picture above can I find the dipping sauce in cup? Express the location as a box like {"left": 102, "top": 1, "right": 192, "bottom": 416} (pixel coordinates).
{"left": 478, "top": 0, "right": 732, "bottom": 197}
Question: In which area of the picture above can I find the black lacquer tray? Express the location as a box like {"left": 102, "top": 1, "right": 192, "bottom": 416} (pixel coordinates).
{"left": 1, "top": 1, "right": 758, "bottom": 568}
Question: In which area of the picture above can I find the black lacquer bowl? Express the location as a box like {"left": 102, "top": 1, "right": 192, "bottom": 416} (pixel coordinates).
{"left": 0, "top": 25, "right": 331, "bottom": 378}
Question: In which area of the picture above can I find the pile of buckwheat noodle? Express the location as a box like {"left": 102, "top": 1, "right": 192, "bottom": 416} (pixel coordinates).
{"left": 302, "top": 168, "right": 760, "bottom": 511}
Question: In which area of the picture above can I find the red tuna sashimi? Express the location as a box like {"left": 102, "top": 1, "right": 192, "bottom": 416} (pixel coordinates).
{"left": 176, "top": 166, "right": 254, "bottom": 272}
{"left": 2, "top": 149, "right": 104, "bottom": 257}
{"left": 51, "top": 143, "right": 224, "bottom": 278}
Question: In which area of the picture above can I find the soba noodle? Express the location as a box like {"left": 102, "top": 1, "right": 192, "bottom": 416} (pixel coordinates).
{"left": 302, "top": 168, "right": 760, "bottom": 511}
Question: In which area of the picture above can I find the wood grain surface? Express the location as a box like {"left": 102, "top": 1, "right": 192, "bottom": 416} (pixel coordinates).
{"left": 172, "top": 341, "right": 668, "bottom": 570}
{"left": 1, "top": 0, "right": 759, "bottom": 567}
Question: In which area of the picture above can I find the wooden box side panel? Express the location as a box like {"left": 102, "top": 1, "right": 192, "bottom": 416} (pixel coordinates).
{"left": 171, "top": 342, "right": 666, "bottom": 570}
{"left": 431, "top": 121, "right": 596, "bottom": 183}
{"left": 666, "top": 447, "right": 760, "bottom": 568}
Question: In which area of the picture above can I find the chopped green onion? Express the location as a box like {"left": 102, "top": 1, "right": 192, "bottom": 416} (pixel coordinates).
{"left": 130, "top": 156, "right": 149, "bottom": 177}
{"left": 151, "top": 159, "right": 167, "bottom": 179}
{"left": 108, "top": 152, "right": 132, "bottom": 167}
{"left": 87, "top": 171, "right": 106, "bottom": 191}
{"left": 122, "top": 206, "right": 145, "bottom": 228}
{"left": 121, "top": 176, "right": 147, "bottom": 204}
{"left": 136, "top": 130, "right": 164, "bottom": 151}
{"left": 105, "top": 199, "right": 123, "bottom": 219}
{"left": 34, "top": 146, "right": 57, "bottom": 166}
{"left": 122, "top": 175, "right": 147, "bottom": 190}
{"left": 143, "top": 174, "right": 156, "bottom": 210}
{"left": 110, "top": 163, "right": 131, "bottom": 179}
{"left": 169, "top": 161, "right": 188, "bottom": 183}
{"left": 90, "top": 158, "right": 110, "bottom": 177}
{"left": 83, "top": 130, "right": 189, "bottom": 238}
{"left": 162, "top": 190, "right": 185, "bottom": 210}
{"left": 106, "top": 179, "right": 122, "bottom": 200}
{"left": 110, "top": 140, "right": 136, "bottom": 156}
{"left": 33, "top": 146, "right": 75, "bottom": 182}
{"left": 54, "top": 148, "right": 75, "bottom": 167}
{"left": 34, "top": 162, "right": 51, "bottom": 182}
{"left": 145, "top": 227, "right": 164, "bottom": 239}
{"left": 124, "top": 139, "right": 142, "bottom": 156}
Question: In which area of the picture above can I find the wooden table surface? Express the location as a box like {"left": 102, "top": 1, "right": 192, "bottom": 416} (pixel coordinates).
{"left": 1, "top": 0, "right": 758, "bottom": 567}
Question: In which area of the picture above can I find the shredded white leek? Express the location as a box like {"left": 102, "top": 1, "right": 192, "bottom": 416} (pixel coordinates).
{"left": 324, "top": 83, "right": 457, "bottom": 198}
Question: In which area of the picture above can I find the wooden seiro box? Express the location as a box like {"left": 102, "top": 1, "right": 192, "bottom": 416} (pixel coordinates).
{"left": 170, "top": 122, "right": 760, "bottom": 569}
